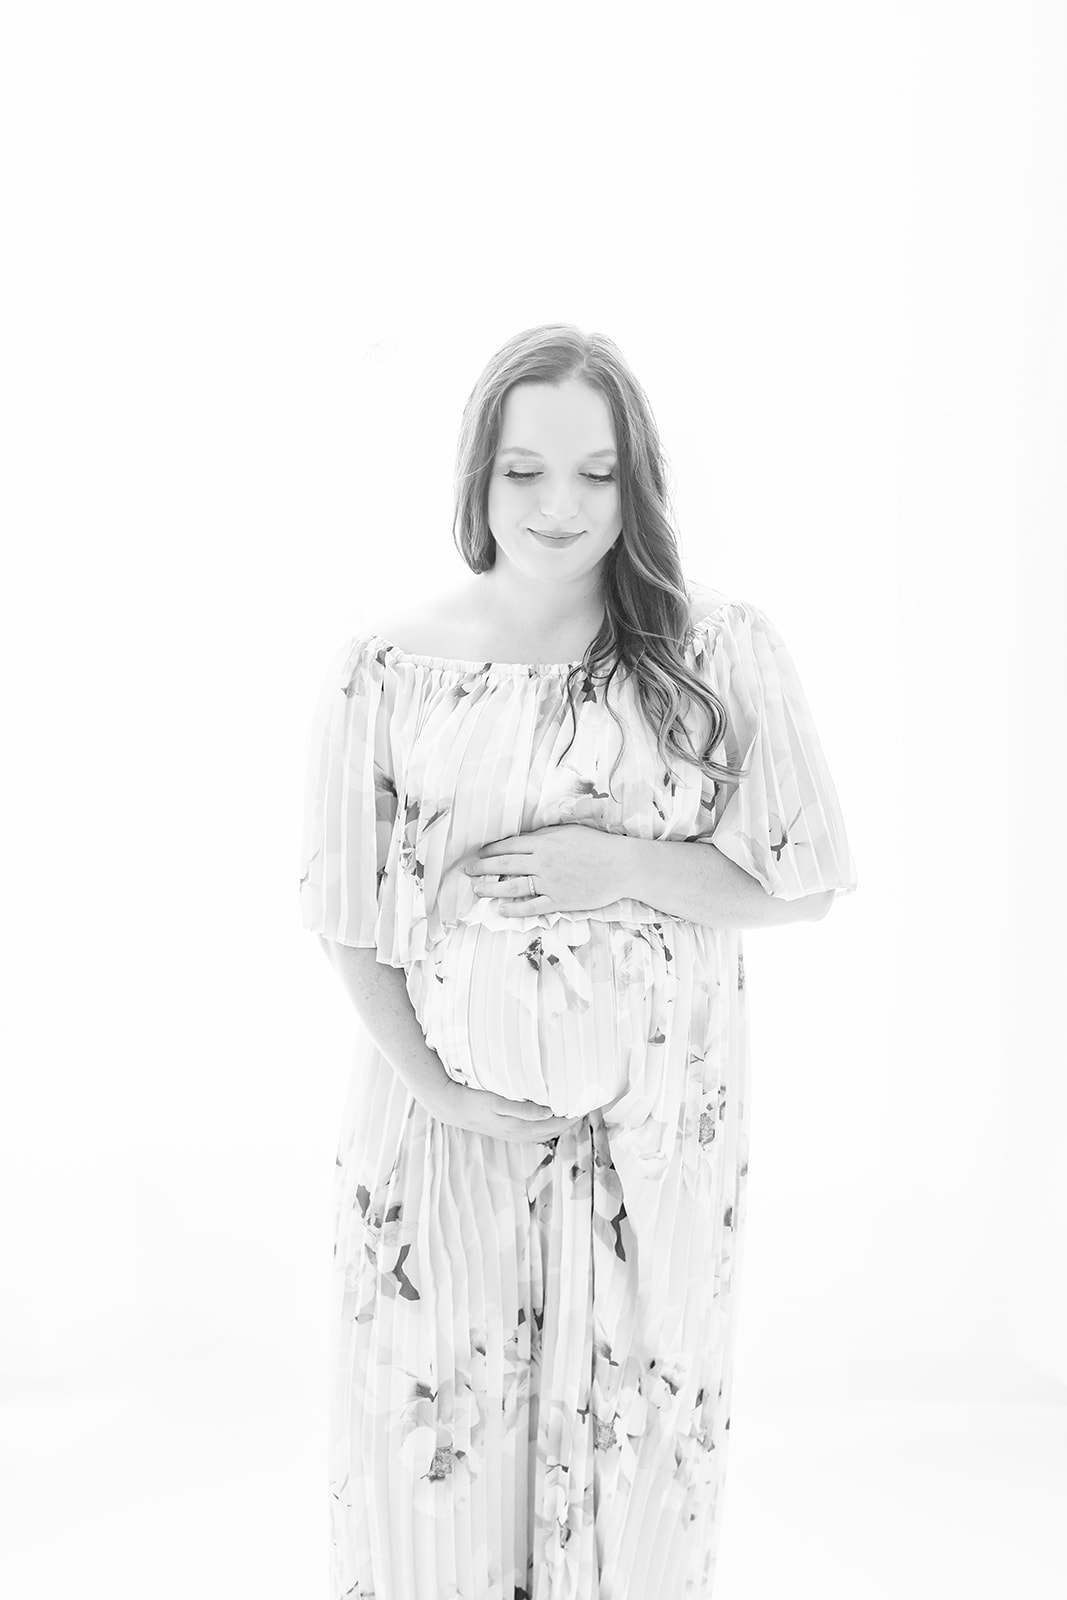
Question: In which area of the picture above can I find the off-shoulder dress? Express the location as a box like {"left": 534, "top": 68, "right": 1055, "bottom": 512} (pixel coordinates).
{"left": 298, "top": 593, "right": 858, "bottom": 1600}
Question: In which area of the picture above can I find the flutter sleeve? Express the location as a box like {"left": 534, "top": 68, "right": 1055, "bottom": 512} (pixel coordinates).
{"left": 298, "top": 633, "right": 399, "bottom": 946}
{"left": 693, "top": 599, "right": 858, "bottom": 902}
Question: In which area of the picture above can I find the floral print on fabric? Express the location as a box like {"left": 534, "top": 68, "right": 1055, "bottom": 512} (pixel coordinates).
{"left": 300, "top": 594, "right": 857, "bottom": 1598}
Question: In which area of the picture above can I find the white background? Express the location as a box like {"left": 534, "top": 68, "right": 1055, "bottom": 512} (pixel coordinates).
{"left": 3, "top": 1, "right": 1065, "bottom": 1595}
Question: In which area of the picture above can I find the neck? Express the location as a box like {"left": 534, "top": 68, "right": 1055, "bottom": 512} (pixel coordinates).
{"left": 474, "top": 558, "right": 607, "bottom": 638}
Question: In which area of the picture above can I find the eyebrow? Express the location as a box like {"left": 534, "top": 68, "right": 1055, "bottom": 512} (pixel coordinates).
{"left": 498, "top": 446, "right": 618, "bottom": 459}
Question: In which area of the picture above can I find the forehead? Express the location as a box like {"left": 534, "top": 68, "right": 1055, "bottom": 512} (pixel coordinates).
{"left": 499, "top": 444, "right": 618, "bottom": 459}
{"left": 497, "top": 380, "right": 617, "bottom": 455}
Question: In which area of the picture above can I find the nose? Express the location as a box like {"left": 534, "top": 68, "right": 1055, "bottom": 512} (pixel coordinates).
{"left": 538, "top": 485, "right": 581, "bottom": 523}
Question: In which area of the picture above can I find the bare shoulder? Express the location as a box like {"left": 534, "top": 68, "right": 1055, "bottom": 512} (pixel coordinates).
{"left": 374, "top": 583, "right": 484, "bottom": 657}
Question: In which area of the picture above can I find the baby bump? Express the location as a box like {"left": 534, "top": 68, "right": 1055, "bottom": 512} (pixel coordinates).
{"left": 404, "top": 915, "right": 684, "bottom": 1120}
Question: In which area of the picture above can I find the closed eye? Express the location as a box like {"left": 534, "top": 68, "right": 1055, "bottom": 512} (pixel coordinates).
{"left": 505, "top": 470, "right": 615, "bottom": 484}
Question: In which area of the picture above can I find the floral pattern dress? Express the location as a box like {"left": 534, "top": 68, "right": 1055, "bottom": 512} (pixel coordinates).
{"left": 298, "top": 592, "right": 857, "bottom": 1600}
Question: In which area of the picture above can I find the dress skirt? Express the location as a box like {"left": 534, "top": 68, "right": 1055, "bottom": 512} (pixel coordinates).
{"left": 327, "top": 913, "right": 752, "bottom": 1600}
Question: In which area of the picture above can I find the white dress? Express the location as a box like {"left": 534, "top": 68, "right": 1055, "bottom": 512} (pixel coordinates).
{"left": 299, "top": 594, "right": 858, "bottom": 1599}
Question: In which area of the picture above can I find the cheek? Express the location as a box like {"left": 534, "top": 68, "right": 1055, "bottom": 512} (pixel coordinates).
{"left": 487, "top": 480, "right": 526, "bottom": 520}
{"left": 593, "top": 494, "right": 622, "bottom": 534}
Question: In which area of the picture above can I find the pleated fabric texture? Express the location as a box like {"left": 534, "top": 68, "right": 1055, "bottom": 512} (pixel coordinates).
{"left": 299, "top": 594, "right": 858, "bottom": 1600}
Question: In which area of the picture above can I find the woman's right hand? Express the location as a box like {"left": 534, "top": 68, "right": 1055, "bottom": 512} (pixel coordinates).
{"left": 422, "top": 1074, "right": 585, "bottom": 1144}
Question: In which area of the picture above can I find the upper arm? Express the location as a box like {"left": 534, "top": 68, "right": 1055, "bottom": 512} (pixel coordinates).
{"left": 298, "top": 634, "right": 399, "bottom": 948}
{"left": 689, "top": 598, "right": 859, "bottom": 904}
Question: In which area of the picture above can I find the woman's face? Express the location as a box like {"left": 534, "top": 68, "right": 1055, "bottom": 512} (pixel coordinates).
{"left": 485, "top": 378, "right": 623, "bottom": 580}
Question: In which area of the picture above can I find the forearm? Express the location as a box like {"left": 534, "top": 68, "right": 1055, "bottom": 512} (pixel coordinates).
{"left": 318, "top": 939, "right": 450, "bottom": 1100}
{"left": 617, "top": 837, "right": 834, "bottom": 929}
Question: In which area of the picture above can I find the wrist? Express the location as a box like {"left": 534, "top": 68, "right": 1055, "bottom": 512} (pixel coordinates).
{"left": 614, "top": 832, "right": 652, "bottom": 903}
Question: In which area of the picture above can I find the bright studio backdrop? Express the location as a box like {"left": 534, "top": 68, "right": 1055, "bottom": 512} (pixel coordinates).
{"left": 3, "top": 2, "right": 1065, "bottom": 1597}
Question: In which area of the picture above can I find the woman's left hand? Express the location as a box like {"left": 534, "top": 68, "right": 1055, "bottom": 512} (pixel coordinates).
{"left": 464, "top": 824, "right": 633, "bottom": 915}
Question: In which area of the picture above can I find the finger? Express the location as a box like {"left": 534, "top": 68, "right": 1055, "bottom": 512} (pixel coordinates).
{"left": 516, "top": 1111, "right": 579, "bottom": 1133}
{"left": 509, "top": 1100, "right": 556, "bottom": 1120}
{"left": 495, "top": 895, "right": 549, "bottom": 915}
{"left": 539, "top": 1117, "right": 582, "bottom": 1136}
{"left": 509, "top": 1115, "right": 585, "bottom": 1144}
{"left": 485, "top": 875, "right": 527, "bottom": 896}
{"left": 473, "top": 855, "right": 531, "bottom": 878}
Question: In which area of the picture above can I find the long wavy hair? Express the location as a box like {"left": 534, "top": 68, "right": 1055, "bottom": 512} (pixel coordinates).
{"left": 451, "top": 323, "right": 748, "bottom": 802}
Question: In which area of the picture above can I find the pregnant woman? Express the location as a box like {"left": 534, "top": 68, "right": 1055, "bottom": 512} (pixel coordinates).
{"left": 299, "top": 324, "right": 858, "bottom": 1599}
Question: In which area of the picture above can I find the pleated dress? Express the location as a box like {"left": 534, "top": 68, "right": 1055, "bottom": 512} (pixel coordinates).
{"left": 298, "top": 592, "right": 858, "bottom": 1600}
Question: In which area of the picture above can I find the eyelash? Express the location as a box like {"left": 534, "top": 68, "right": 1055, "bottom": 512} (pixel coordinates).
{"left": 504, "top": 470, "right": 615, "bottom": 484}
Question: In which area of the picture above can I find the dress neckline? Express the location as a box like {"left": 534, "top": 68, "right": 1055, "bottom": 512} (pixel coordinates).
{"left": 366, "top": 632, "right": 588, "bottom": 676}
{"left": 365, "top": 607, "right": 725, "bottom": 678}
